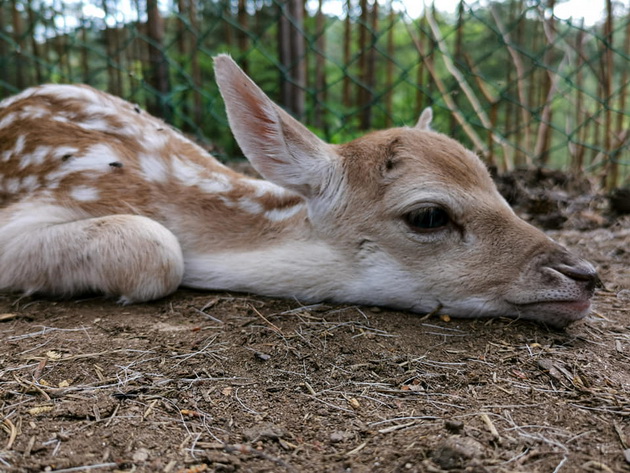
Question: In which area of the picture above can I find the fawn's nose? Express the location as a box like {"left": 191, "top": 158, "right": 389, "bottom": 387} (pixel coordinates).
{"left": 555, "top": 262, "right": 601, "bottom": 293}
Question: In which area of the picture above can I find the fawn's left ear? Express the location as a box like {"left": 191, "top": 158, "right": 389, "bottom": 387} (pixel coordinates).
{"left": 214, "top": 55, "right": 338, "bottom": 199}
{"left": 415, "top": 107, "right": 433, "bottom": 130}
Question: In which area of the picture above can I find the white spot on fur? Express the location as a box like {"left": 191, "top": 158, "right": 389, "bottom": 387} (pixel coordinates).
{"left": 19, "top": 105, "right": 50, "bottom": 120}
{"left": 75, "top": 116, "right": 116, "bottom": 133}
{"left": 20, "top": 146, "right": 51, "bottom": 169}
{"left": 5, "top": 178, "right": 20, "bottom": 193}
{"left": 245, "top": 178, "right": 288, "bottom": 197}
{"left": 139, "top": 153, "right": 168, "bottom": 183}
{"left": 52, "top": 146, "right": 80, "bottom": 160}
{"left": 140, "top": 131, "right": 170, "bottom": 151}
{"left": 238, "top": 197, "right": 263, "bottom": 214}
{"left": 197, "top": 173, "right": 233, "bottom": 194}
{"left": 46, "top": 143, "right": 120, "bottom": 184}
{"left": 21, "top": 175, "right": 39, "bottom": 193}
{"left": 0, "top": 88, "right": 36, "bottom": 109}
{"left": 34, "top": 84, "right": 103, "bottom": 104}
{"left": 0, "top": 112, "right": 16, "bottom": 129}
{"left": 171, "top": 155, "right": 206, "bottom": 184}
{"left": 2, "top": 135, "right": 26, "bottom": 162}
{"left": 265, "top": 204, "right": 305, "bottom": 222}
{"left": 70, "top": 186, "right": 100, "bottom": 202}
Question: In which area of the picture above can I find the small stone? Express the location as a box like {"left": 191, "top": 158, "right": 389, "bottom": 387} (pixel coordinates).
{"left": 444, "top": 419, "right": 464, "bottom": 433}
{"left": 330, "top": 431, "right": 346, "bottom": 443}
{"left": 132, "top": 448, "right": 150, "bottom": 463}
{"left": 617, "top": 289, "right": 630, "bottom": 302}
{"left": 433, "top": 436, "right": 485, "bottom": 470}
{"left": 624, "top": 448, "right": 630, "bottom": 464}
{"left": 254, "top": 352, "right": 271, "bottom": 361}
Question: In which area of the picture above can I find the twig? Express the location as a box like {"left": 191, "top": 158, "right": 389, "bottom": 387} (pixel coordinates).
{"left": 425, "top": 8, "right": 512, "bottom": 166}
{"left": 480, "top": 413, "right": 501, "bottom": 442}
{"left": 403, "top": 22, "right": 487, "bottom": 154}
{"left": 249, "top": 305, "right": 282, "bottom": 334}
{"left": 2, "top": 418, "right": 17, "bottom": 450}
{"left": 49, "top": 463, "right": 119, "bottom": 473}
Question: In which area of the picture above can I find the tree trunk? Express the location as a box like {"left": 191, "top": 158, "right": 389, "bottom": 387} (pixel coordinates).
{"left": 385, "top": 3, "right": 395, "bottom": 127}
{"left": 278, "top": 0, "right": 305, "bottom": 119}
{"left": 314, "top": 0, "right": 328, "bottom": 130}
{"left": 343, "top": 0, "right": 352, "bottom": 107}
{"left": 11, "top": 0, "right": 26, "bottom": 89}
{"left": 146, "top": 0, "right": 171, "bottom": 119}
{"left": 238, "top": 0, "right": 249, "bottom": 74}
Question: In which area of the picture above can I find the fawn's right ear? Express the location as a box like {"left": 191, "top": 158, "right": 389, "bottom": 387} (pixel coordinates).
{"left": 214, "top": 55, "right": 338, "bottom": 199}
{"left": 415, "top": 107, "right": 433, "bottom": 130}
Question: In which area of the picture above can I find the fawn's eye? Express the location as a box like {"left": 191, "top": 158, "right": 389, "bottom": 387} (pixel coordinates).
{"left": 404, "top": 207, "right": 450, "bottom": 232}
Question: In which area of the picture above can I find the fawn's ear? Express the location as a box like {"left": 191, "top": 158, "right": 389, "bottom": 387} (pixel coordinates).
{"left": 415, "top": 107, "right": 433, "bottom": 130}
{"left": 214, "top": 55, "right": 338, "bottom": 198}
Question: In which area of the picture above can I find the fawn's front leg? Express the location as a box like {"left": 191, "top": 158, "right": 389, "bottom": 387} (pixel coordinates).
{"left": 0, "top": 203, "right": 184, "bottom": 303}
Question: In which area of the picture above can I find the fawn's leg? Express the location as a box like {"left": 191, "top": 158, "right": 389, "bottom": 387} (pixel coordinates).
{"left": 0, "top": 203, "right": 184, "bottom": 303}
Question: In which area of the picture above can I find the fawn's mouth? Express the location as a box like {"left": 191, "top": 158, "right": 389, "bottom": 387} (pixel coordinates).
{"left": 512, "top": 298, "right": 592, "bottom": 327}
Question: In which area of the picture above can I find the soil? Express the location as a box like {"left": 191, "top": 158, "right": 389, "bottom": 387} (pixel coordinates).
{"left": 1, "top": 172, "right": 630, "bottom": 473}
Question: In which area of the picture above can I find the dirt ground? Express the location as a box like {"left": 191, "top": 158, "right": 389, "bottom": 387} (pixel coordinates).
{"left": 1, "top": 178, "right": 630, "bottom": 473}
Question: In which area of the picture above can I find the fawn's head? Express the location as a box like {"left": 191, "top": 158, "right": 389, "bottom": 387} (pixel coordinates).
{"left": 214, "top": 55, "right": 599, "bottom": 327}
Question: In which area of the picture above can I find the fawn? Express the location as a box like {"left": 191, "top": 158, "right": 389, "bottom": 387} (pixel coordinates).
{"left": 0, "top": 55, "right": 599, "bottom": 327}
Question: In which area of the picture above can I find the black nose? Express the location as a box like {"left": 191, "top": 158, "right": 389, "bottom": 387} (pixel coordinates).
{"left": 556, "top": 264, "right": 602, "bottom": 292}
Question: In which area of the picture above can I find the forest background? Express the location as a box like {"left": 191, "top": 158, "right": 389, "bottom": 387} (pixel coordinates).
{"left": 0, "top": 0, "right": 629, "bottom": 190}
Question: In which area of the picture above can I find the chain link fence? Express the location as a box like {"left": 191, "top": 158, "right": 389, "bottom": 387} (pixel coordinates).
{"left": 1, "top": 0, "right": 629, "bottom": 189}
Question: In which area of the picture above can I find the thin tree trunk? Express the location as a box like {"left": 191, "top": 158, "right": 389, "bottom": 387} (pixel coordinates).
{"left": 573, "top": 25, "right": 586, "bottom": 173}
{"left": 385, "top": 3, "right": 395, "bottom": 127}
{"left": 356, "top": 0, "right": 369, "bottom": 127}
{"left": 536, "top": 0, "right": 556, "bottom": 166}
{"left": 238, "top": 0, "right": 249, "bottom": 74}
{"left": 343, "top": 0, "right": 352, "bottom": 107}
{"left": 451, "top": 0, "right": 465, "bottom": 135}
{"left": 11, "top": 0, "right": 26, "bottom": 89}
{"left": 278, "top": 0, "right": 305, "bottom": 119}
{"left": 314, "top": 0, "right": 327, "bottom": 130}
{"left": 289, "top": 0, "right": 305, "bottom": 119}
{"left": 415, "top": 14, "right": 428, "bottom": 117}
{"left": 0, "top": 4, "right": 8, "bottom": 90}
{"left": 603, "top": 0, "right": 616, "bottom": 190}
{"left": 278, "top": 2, "right": 292, "bottom": 109}
{"left": 27, "top": 0, "right": 43, "bottom": 83}
{"left": 361, "top": 0, "right": 377, "bottom": 130}
{"left": 146, "top": 0, "right": 171, "bottom": 119}
{"left": 189, "top": 0, "right": 202, "bottom": 126}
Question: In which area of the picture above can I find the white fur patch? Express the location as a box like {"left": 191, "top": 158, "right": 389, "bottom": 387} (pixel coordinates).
{"left": 21, "top": 175, "right": 39, "bottom": 193}
{"left": 197, "top": 174, "right": 233, "bottom": 194}
{"left": 46, "top": 143, "right": 120, "bottom": 185}
{"left": 19, "top": 105, "right": 49, "bottom": 120}
{"left": 139, "top": 131, "right": 170, "bottom": 151}
{"left": 237, "top": 197, "right": 263, "bottom": 215}
{"left": 70, "top": 186, "right": 100, "bottom": 202}
{"left": 52, "top": 146, "right": 80, "bottom": 160}
{"left": 182, "top": 240, "right": 345, "bottom": 300}
{"left": 0, "top": 88, "right": 36, "bottom": 109}
{"left": 0, "top": 112, "right": 16, "bottom": 129}
{"left": 20, "top": 146, "right": 51, "bottom": 169}
{"left": 245, "top": 178, "right": 288, "bottom": 197}
{"left": 34, "top": 84, "right": 103, "bottom": 104}
{"left": 265, "top": 204, "right": 305, "bottom": 222}
{"left": 2, "top": 135, "right": 26, "bottom": 162}
{"left": 139, "top": 153, "right": 169, "bottom": 183}
{"left": 76, "top": 117, "right": 116, "bottom": 133}
{"left": 171, "top": 155, "right": 206, "bottom": 184}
